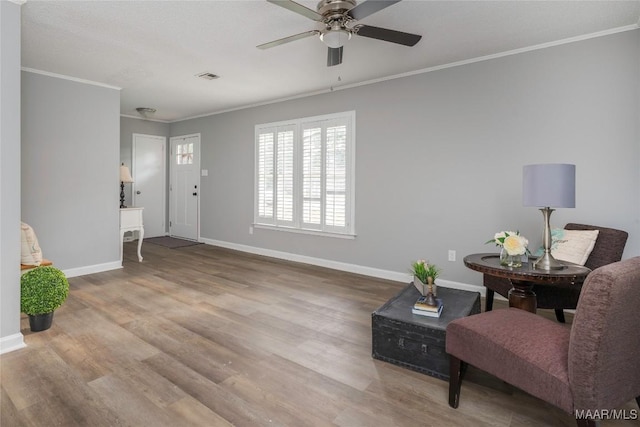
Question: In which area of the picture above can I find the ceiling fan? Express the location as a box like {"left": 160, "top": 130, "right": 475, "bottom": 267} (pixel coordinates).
{"left": 258, "top": 0, "right": 422, "bottom": 67}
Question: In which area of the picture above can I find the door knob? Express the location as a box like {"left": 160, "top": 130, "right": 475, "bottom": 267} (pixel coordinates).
{"left": 136, "top": 191, "right": 141, "bottom": 194}
{"left": 193, "top": 192, "right": 198, "bottom": 196}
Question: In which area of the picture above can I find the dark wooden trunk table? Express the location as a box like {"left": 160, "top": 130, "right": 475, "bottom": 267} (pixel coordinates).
{"left": 372, "top": 284, "right": 481, "bottom": 380}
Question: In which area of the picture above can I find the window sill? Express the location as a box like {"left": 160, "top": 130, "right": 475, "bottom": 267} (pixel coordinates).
{"left": 253, "top": 224, "right": 356, "bottom": 240}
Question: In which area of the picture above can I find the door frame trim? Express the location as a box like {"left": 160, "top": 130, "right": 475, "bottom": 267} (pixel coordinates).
{"left": 132, "top": 133, "right": 167, "bottom": 237}
{"left": 169, "top": 133, "right": 201, "bottom": 241}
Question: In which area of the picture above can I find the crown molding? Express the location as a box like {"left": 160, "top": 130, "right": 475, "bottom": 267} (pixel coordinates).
{"left": 21, "top": 67, "right": 121, "bottom": 90}
{"left": 120, "top": 114, "right": 170, "bottom": 124}
{"left": 24, "top": 23, "right": 639, "bottom": 123}
{"left": 341, "top": 24, "right": 640, "bottom": 92}
{"left": 171, "top": 24, "right": 640, "bottom": 123}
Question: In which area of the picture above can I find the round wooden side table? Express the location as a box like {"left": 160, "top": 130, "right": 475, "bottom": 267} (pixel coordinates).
{"left": 463, "top": 253, "right": 591, "bottom": 313}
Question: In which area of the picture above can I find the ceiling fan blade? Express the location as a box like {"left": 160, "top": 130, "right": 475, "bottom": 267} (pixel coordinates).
{"left": 355, "top": 25, "right": 421, "bottom": 46}
{"left": 327, "top": 47, "right": 343, "bottom": 67}
{"left": 347, "top": 0, "right": 401, "bottom": 21}
{"left": 257, "top": 30, "right": 320, "bottom": 49}
{"left": 267, "top": 0, "right": 323, "bottom": 21}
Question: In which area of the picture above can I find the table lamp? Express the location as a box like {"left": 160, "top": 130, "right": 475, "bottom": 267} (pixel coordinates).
{"left": 119, "top": 163, "right": 134, "bottom": 208}
{"left": 523, "top": 163, "right": 575, "bottom": 270}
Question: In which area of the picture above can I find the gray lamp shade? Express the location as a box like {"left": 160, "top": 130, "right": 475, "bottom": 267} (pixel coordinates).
{"left": 523, "top": 164, "right": 575, "bottom": 208}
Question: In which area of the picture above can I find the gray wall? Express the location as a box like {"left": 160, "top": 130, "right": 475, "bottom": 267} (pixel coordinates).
{"left": 22, "top": 71, "right": 121, "bottom": 271}
{"left": 2, "top": 26, "right": 635, "bottom": 352}
{"left": 170, "top": 29, "right": 640, "bottom": 287}
{"left": 119, "top": 117, "right": 170, "bottom": 210}
{"left": 0, "top": 1, "right": 23, "bottom": 351}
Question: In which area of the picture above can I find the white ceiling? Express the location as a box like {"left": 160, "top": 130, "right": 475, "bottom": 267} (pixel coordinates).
{"left": 21, "top": 0, "right": 640, "bottom": 122}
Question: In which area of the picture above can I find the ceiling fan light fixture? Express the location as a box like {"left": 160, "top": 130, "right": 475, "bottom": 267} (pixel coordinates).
{"left": 136, "top": 107, "right": 156, "bottom": 114}
{"left": 320, "top": 29, "right": 351, "bottom": 48}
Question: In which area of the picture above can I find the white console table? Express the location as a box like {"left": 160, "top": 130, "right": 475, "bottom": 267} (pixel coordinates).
{"left": 120, "top": 207, "right": 144, "bottom": 263}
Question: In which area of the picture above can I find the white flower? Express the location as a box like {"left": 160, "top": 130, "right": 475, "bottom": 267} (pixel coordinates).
{"left": 493, "top": 231, "right": 507, "bottom": 242}
{"left": 503, "top": 235, "right": 528, "bottom": 255}
{"left": 489, "top": 231, "right": 519, "bottom": 247}
{"left": 487, "top": 230, "right": 529, "bottom": 256}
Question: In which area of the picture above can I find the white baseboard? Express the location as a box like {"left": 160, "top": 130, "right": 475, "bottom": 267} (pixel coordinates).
{"left": 0, "top": 333, "right": 26, "bottom": 354}
{"left": 62, "top": 261, "right": 122, "bottom": 278}
{"left": 437, "top": 279, "right": 487, "bottom": 297}
{"left": 200, "top": 238, "right": 485, "bottom": 296}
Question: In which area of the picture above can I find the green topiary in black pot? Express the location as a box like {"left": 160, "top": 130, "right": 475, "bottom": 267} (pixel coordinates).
{"left": 20, "top": 266, "right": 69, "bottom": 332}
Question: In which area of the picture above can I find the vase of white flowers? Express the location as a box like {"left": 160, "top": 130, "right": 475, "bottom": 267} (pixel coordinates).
{"left": 486, "top": 231, "right": 529, "bottom": 268}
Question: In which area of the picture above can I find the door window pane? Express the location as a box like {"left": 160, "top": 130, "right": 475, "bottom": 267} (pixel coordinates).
{"left": 176, "top": 142, "right": 194, "bottom": 165}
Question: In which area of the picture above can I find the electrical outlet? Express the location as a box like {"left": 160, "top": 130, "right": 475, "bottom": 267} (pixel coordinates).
{"left": 249, "top": 226, "right": 254, "bottom": 235}
{"left": 448, "top": 250, "right": 456, "bottom": 262}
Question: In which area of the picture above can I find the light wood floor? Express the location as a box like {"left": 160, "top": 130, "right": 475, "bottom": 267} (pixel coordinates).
{"left": 1, "top": 242, "right": 637, "bottom": 426}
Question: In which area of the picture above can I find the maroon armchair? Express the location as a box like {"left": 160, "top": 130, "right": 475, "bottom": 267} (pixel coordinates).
{"left": 447, "top": 257, "right": 640, "bottom": 426}
{"left": 484, "top": 223, "right": 628, "bottom": 322}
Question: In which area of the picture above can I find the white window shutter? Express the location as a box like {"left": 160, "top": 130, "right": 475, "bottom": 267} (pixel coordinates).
{"left": 301, "top": 126, "right": 322, "bottom": 229}
{"left": 256, "top": 130, "right": 275, "bottom": 224}
{"left": 324, "top": 118, "right": 349, "bottom": 233}
{"left": 275, "top": 127, "right": 295, "bottom": 226}
{"left": 255, "top": 111, "right": 354, "bottom": 236}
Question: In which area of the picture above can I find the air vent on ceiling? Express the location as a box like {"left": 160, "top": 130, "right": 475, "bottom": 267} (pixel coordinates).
{"left": 196, "top": 72, "right": 220, "bottom": 80}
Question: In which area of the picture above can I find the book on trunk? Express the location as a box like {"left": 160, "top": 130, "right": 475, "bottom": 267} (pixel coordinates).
{"left": 412, "top": 297, "right": 443, "bottom": 318}
{"left": 414, "top": 296, "right": 443, "bottom": 311}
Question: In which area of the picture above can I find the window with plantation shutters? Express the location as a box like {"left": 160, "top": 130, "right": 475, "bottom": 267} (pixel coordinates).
{"left": 255, "top": 111, "right": 355, "bottom": 237}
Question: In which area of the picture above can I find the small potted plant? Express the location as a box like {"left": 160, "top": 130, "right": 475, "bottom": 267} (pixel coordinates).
{"left": 20, "top": 266, "right": 69, "bottom": 332}
{"left": 411, "top": 260, "right": 441, "bottom": 305}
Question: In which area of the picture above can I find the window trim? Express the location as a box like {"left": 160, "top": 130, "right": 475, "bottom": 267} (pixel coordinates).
{"left": 254, "top": 111, "right": 356, "bottom": 238}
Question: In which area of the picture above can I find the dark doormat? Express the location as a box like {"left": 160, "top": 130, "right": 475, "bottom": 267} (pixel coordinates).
{"left": 145, "top": 236, "right": 203, "bottom": 249}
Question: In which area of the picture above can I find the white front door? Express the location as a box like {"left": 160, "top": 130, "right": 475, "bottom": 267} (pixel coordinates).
{"left": 170, "top": 134, "right": 200, "bottom": 241}
{"left": 132, "top": 133, "right": 166, "bottom": 238}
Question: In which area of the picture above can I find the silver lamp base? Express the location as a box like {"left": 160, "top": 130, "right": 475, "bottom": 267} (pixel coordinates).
{"left": 532, "top": 207, "right": 566, "bottom": 271}
{"left": 533, "top": 251, "right": 565, "bottom": 270}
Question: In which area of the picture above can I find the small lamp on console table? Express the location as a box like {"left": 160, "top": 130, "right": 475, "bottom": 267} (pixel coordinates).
{"left": 523, "top": 163, "right": 575, "bottom": 270}
{"left": 119, "top": 163, "right": 134, "bottom": 208}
